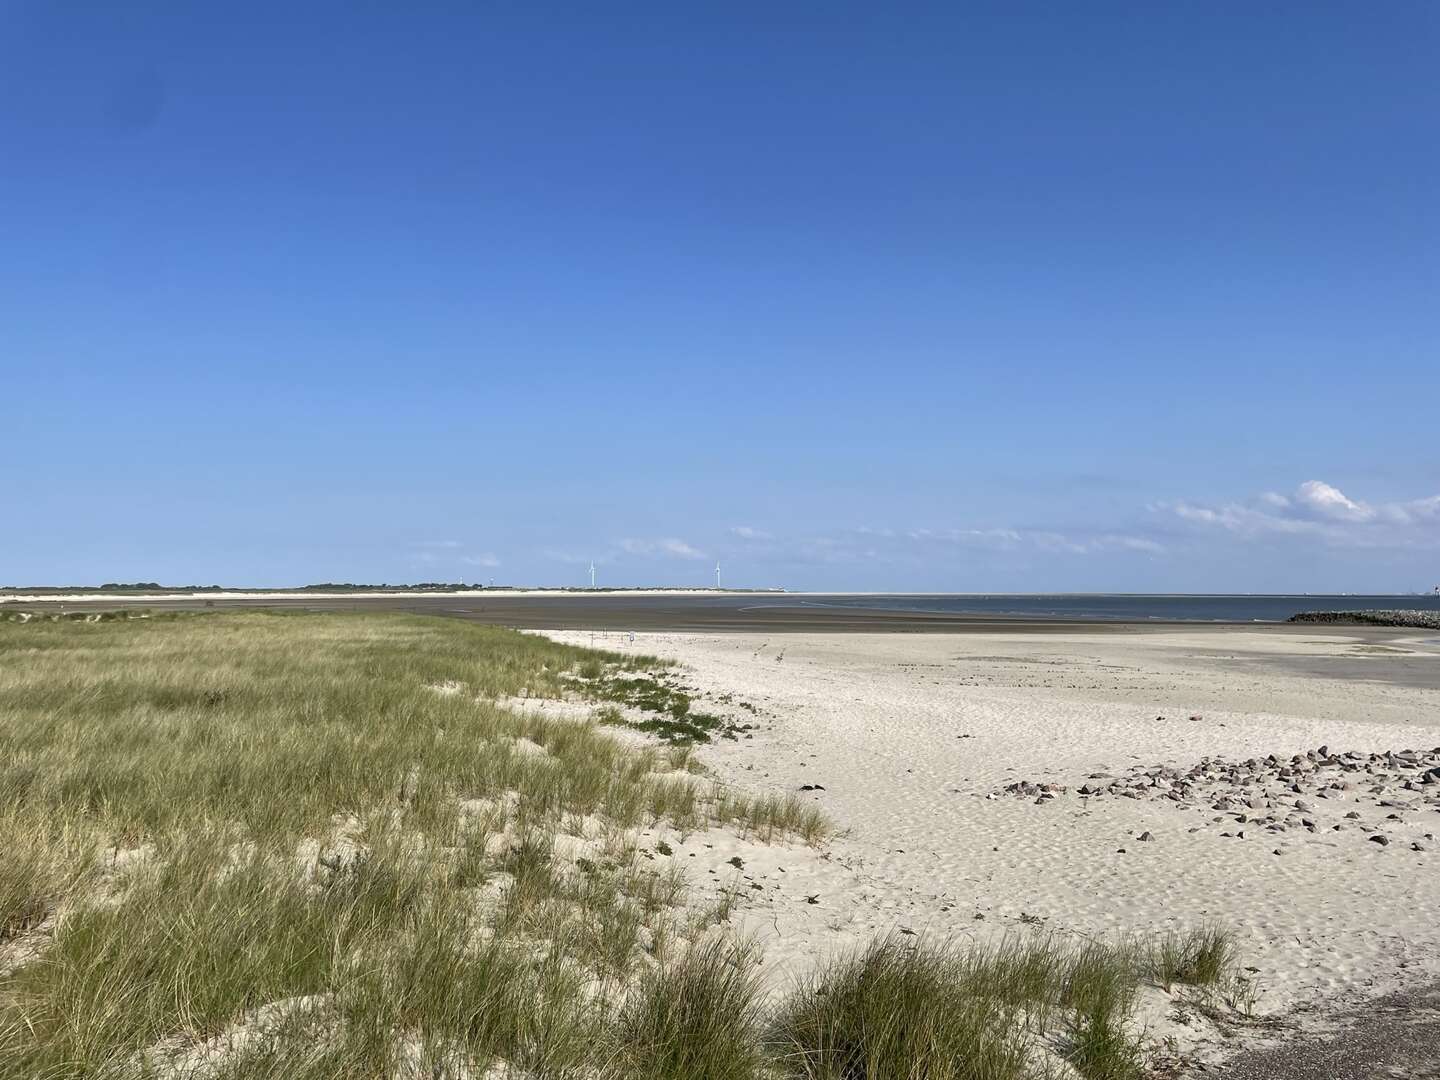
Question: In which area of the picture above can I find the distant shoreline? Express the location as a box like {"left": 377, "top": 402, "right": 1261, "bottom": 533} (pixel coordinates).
{"left": 1, "top": 587, "right": 773, "bottom": 603}
{"left": 8, "top": 591, "right": 1440, "bottom": 639}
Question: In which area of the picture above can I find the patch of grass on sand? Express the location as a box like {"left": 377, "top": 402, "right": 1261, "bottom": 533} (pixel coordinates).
{"left": 578, "top": 669, "right": 756, "bottom": 744}
{"left": 1143, "top": 924, "right": 1236, "bottom": 991}
{"left": 773, "top": 930, "right": 1246, "bottom": 1080}
{"left": 597, "top": 702, "right": 732, "bottom": 745}
{"left": 608, "top": 937, "right": 768, "bottom": 1080}
{"left": 773, "top": 935, "right": 1036, "bottom": 1079}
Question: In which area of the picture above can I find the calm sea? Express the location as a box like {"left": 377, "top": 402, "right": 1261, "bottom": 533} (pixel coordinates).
{"left": 786, "top": 594, "right": 1440, "bottom": 623}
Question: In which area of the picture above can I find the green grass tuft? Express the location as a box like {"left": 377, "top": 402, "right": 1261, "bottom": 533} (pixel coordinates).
{"left": 771, "top": 935, "right": 1034, "bottom": 1080}
{"left": 1144, "top": 924, "right": 1235, "bottom": 991}
{"left": 608, "top": 937, "right": 768, "bottom": 1080}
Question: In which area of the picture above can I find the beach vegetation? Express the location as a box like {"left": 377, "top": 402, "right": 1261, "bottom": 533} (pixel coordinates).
{"left": 1143, "top": 924, "right": 1236, "bottom": 990}
{"left": 772, "top": 935, "right": 1034, "bottom": 1079}
{"left": 574, "top": 664, "right": 757, "bottom": 744}
{"left": 607, "top": 936, "right": 768, "bottom": 1080}
{"left": 0, "top": 612, "right": 817, "bottom": 1077}
{"left": 0, "top": 612, "right": 1246, "bottom": 1078}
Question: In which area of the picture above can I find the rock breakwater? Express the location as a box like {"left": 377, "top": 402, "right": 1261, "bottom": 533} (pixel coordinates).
{"left": 1287, "top": 609, "right": 1440, "bottom": 630}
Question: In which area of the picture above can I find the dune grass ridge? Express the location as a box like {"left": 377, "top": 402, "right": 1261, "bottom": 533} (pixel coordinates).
{"left": 0, "top": 612, "right": 823, "bottom": 1077}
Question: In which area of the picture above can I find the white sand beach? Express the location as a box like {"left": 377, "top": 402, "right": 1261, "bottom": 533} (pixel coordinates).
{"left": 544, "top": 626, "right": 1440, "bottom": 1059}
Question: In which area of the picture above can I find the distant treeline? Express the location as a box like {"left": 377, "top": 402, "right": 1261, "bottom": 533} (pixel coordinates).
{"left": 1, "top": 582, "right": 489, "bottom": 594}
{"left": 295, "top": 583, "right": 482, "bottom": 592}
{"left": 3, "top": 583, "right": 779, "bottom": 594}
{"left": 105, "top": 582, "right": 216, "bottom": 591}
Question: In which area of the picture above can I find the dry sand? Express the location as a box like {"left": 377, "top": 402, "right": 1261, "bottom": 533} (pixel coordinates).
{"left": 545, "top": 626, "right": 1440, "bottom": 1062}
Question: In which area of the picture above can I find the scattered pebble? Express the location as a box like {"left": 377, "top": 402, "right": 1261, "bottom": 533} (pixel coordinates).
{"left": 994, "top": 744, "right": 1440, "bottom": 853}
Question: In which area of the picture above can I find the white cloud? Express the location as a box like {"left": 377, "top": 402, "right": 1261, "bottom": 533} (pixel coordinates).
{"left": 1406, "top": 495, "right": 1440, "bottom": 521}
{"left": 1101, "top": 534, "right": 1166, "bottom": 554}
{"left": 1163, "top": 480, "right": 1440, "bottom": 549}
{"left": 906, "top": 528, "right": 1022, "bottom": 546}
{"left": 407, "top": 541, "right": 500, "bottom": 568}
{"left": 541, "top": 548, "right": 598, "bottom": 564}
{"left": 730, "top": 526, "right": 772, "bottom": 541}
{"left": 737, "top": 525, "right": 1167, "bottom": 568}
{"left": 619, "top": 537, "right": 707, "bottom": 560}
{"left": 1166, "top": 501, "right": 1316, "bottom": 536}
{"left": 1293, "top": 480, "right": 1374, "bottom": 522}
{"left": 1030, "top": 531, "right": 1165, "bottom": 555}
{"left": 904, "top": 527, "right": 1160, "bottom": 555}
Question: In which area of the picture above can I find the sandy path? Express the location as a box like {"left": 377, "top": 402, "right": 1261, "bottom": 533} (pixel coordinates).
{"left": 546, "top": 627, "right": 1440, "bottom": 1032}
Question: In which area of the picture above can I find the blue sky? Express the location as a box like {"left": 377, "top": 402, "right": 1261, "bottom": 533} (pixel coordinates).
{"left": 3, "top": 2, "right": 1436, "bottom": 591}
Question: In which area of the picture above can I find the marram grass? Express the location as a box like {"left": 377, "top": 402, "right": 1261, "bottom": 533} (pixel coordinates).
{"left": 0, "top": 612, "right": 817, "bottom": 1077}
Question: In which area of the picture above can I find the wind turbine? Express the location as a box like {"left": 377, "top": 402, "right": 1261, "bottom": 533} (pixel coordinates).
{"left": 714, "top": 562, "right": 721, "bottom": 590}
{"left": 589, "top": 561, "right": 596, "bottom": 590}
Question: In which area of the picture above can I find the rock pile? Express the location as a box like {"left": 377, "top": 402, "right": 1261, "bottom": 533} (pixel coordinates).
{"left": 996, "top": 745, "right": 1440, "bottom": 851}
{"left": 1287, "top": 609, "right": 1440, "bottom": 630}
{"left": 999, "top": 779, "right": 1068, "bottom": 804}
